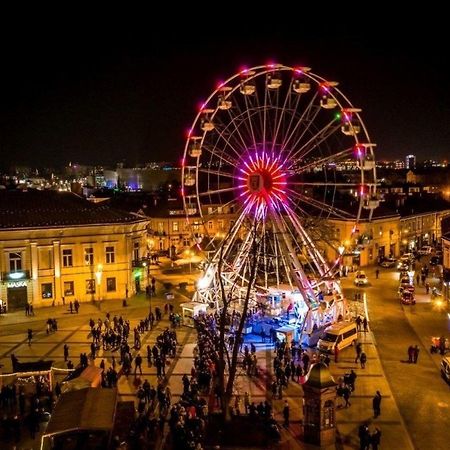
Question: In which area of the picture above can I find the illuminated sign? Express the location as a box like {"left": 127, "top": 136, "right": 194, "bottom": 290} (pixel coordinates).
{"left": 7, "top": 280, "right": 27, "bottom": 288}
{"left": 8, "top": 272, "right": 25, "bottom": 280}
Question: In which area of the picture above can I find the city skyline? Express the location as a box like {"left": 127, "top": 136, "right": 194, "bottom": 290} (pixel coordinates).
{"left": 1, "top": 19, "right": 449, "bottom": 169}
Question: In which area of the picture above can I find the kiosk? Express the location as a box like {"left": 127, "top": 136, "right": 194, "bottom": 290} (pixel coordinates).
{"left": 180, "top": 302, "right": 207, "bottom": 327}
{"left": 275, "top": 325, "right": 298, "bottom": 345}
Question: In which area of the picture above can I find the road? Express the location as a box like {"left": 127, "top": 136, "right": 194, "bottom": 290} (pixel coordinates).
{"left": 341, "top": 265, "right": 450, "bottom": 450}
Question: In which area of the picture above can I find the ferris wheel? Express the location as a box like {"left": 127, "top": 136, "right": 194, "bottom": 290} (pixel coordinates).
{"left": 181, "top": 63, "right": 378, "bottom": 334}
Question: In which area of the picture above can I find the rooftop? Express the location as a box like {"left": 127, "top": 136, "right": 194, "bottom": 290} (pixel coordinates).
{"left": 0, "top": 190, "right": 147, "bottom": 229}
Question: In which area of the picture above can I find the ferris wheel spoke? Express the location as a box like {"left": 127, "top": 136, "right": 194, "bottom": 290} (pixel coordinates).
{"left": 288, "top": 120, "right": 340, "bottom": 162}
{"left": 209, "top": 115, "right": 250, "bottom": 161}
{"left": 197, "top": 167, "right": 236, "bottom": 179}
{"left": 280, "top": 92, "right": 319, "bottom": 154}
{"left": 288, "top": 188, "right": 355, "bottom": 219}
{"left": 292, "top": 147, "right": 354, "bottom": 172}
{"left": 271, "top": 78, "right": 295, "bottom": 154}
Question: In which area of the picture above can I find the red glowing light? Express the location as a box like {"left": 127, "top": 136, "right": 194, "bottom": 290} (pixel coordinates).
{"left": 238, "top": 152, "right": 287, "bottom": 217}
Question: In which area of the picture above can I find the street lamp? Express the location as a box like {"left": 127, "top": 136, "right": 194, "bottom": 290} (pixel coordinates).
{"left": 95, "top": 264, "right": 103, "bottom": 302}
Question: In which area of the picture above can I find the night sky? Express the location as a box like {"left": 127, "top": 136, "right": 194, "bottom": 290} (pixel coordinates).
{"left": 1, "top": 17, "right": 449, "bottom": 169}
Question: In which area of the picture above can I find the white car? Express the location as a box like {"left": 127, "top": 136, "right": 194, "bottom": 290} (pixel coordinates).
{"left": 418, "top": 246, "right": 432, "bottom": 255}
{"left": 354, "top": 271, "right": 369, "bottom": 286}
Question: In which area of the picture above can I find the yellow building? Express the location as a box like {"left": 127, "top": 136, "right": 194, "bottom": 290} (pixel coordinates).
{"left": 326, "top": 208, "right": 401, "bottom": 267}
{"left": 148, "top": 200, "right": 236, "bottom": 256}
{"left": 0, "top": 191, "right": 149, "bottom": 310}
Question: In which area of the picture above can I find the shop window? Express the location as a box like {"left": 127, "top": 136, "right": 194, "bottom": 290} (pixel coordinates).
{"left": 106, "top": 277, "right": 116, "bottom": 292}
{"left": 41, "top": 283, "right": 53, "bottom": 299}
{"left": 172, "top": 221, "right": 179, "bottom": 232}
{"left": 86, "top": 279, "right": 96, "bottom": 294}
{"left": 64, "top": 281, "right": 74, "bottom": 296}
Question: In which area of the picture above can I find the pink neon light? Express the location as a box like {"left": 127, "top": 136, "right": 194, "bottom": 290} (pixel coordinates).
{"left": 237, "top": 151, "right": 288, "bottom": 218}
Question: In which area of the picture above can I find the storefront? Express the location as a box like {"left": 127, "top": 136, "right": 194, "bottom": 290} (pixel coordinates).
{"left": 3, "top": 272, "right": 30, "bottom": 311}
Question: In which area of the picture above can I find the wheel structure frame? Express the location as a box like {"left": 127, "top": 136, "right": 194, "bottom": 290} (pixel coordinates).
{"left": 181, "top": 63, "right": 377, "bottom": 336}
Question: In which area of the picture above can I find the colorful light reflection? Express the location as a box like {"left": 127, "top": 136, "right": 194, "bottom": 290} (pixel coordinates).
{"left": 237, "top": 152, "right": 287, "bottom": 218}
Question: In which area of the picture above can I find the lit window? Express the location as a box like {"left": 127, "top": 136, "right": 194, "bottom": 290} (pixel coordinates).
{"left": 172, "top": 221, "right": 179, "bottom": 232}
{"left": 86, "top": 279, "right": 95, "bottom": 294}
{"left": 106, "top": 277, "right": 116, "bottom": 292}
{"left": 64, "top": 281, "right": 74, "bottom": 296}
{"left": 41, "top": 283, "right": 53, "bottom": 299}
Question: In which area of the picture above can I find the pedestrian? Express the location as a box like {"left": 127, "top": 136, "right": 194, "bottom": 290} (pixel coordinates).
{"left": 282, "top": 400, "right": 290, "bottom": 427}
{"left": 69, "top": 301, "right": 73, "bottom": 314}
{"left": 363, "top": 317, "right": 368, "bottom": 332}
{"left": 356, "top": 316, "right": 362, "bottom": 331}
{"left": 375, "top": 268, "right": 379, "bottom": 279}
{"left": 372, "top": 390, "right": 382, "bottom": 418}
{"left": 334, "top": 344, "right": 339, "bottom": 363}
{"left": 55, "top": 381, "right": 61, "bottom": 398}
{"left": 371, "top": 428, "right": 382, "bottom": 450}
{"left": 135, "top": 353, "right": 143, "bottom": 376}
{"left": 355, "top": 342, "right": 362, "bottom": 363}
{"left": 413, "top": 345, "right": 420, "bottom": 363}
{"left": 74, "top": 299, "right": 80, "bottom": 313}
{"left": 358, "top": 423, "right": 370, "bottom": 450}
{"left": 27, "top": 328, "right": 33, "bottom": 346}
{"left": 425, "top": 282, "right": 430, "bottom": 294}
{"left": 360, "top": 351, "right": 367, "bottom": 369}
{"left": 63, "top": 344, "right": 69, "bottom": 362}
{"left": 407, "top": 345, "right": 414, "bottom": 363}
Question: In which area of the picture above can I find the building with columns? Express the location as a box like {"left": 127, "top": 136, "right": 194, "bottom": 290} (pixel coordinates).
{"left": 0, "top": 190, "right": 149, "bottom": 310}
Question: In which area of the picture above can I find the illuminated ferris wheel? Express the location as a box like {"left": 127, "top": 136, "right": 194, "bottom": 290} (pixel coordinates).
{"left": 181, "top": 63, "right": 378, "bottom": 333}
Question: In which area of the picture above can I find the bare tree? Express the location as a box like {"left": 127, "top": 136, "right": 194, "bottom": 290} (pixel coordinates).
{"left": 202, "top": 220, "right": 261, "bottom": 422}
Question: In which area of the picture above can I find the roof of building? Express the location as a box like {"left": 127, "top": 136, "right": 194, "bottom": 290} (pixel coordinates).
{"left": 305, "top": 362, "right": 337, "bottom": 389}
{"left": 0, "top": 190, "right": 147, "bottom": 229}
{"left": 44, "top": 387, "right": 117, "bottom": 435}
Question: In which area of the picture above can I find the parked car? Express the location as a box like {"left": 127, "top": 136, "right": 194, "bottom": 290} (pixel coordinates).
{"left": 418, "top": 246, "right": 433, "bottom": 255}
{"left": 380, "top": 257, "right": 396, "bottom": 268}
{"left": 430, "top": 256, "right": 442, "bottom": 266}
{"left": 354, "top": 271, "right": 369, "bottom": 286}
{"left": 441, "top": 356, "right": 450, "bottom": 383}
{"left": 400, "top": 290, "right": 416, "bottom": 305}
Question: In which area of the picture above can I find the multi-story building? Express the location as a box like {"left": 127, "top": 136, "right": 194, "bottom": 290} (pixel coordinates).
{"left": 405, "top": 154, "right": 416, "bottom": 170}
{"left": 0, "top": 191, "right": 149, "bottom": 310}
{"left": 147, "top": 200, "right": 237, "bottom": 256}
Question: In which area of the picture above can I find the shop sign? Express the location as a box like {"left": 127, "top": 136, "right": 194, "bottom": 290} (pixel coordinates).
{"left": 7, "top": 280, "right": 27, "bottom": 288}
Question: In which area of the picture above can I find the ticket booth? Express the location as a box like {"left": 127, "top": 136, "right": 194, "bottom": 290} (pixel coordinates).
{"left": 180, "top": 302, "right": 208, "bottom": 327}
{"left": 275, "top": 325, "right": 298, "bottom": 345}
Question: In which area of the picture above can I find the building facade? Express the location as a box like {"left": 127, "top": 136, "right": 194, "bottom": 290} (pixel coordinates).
{"left": 0, "top": 191, "right": 149, "bottom": 310}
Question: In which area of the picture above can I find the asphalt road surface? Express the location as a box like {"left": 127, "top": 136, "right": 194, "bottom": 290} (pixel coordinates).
{"left": 342, "top": 266, "right": 450, "bottom": 450}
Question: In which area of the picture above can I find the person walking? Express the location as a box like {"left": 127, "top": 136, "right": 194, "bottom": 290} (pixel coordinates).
{"left": 69, "top": 301, "right": 73, "bottom": 314}
{"left": 334, "top": 344, "right": 339, "bottom": 363}
{"left": 355, "top": 342, "right": 362, "bottom": 363}
{"left": 360, "top": 351, "right": 367, "bottom": 369}
{"left": 363, "top": 317, "right": 368, "bottom": 332}
{"left": 407, "top": 345, "right": 414, "bottom": 363}
{"left": 372, "top": 391, "right": 382, "bottom": 418}
{"left": 375, "top": 268, "right": 379, "bottom": 279}
{"left": 282, "top": 400, "right": 290, "bottom": 427}
{"left": 63, "top": 344, "right": 69, "bottom": 362}
{"left": 134, "top": 353, "right": 143, "bottom": 376}
{"left": 27, "top": 328, "right": 33, "bottom": 346}
{"left": 371, "top": 428, "right": 382, "bottom": 450}
{"left": 413, "top": 345, "right": 420, "bottom": 363}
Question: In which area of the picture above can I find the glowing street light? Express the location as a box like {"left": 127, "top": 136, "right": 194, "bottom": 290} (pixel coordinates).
{"left": 95, "top": 264, "right": 103, "bottom": 301}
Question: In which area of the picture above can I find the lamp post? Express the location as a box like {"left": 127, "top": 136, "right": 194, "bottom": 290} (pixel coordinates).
{"left": 95, "top": 264, "right": 103, "bottom": 302}
{"left": 146, "top": 238, "right": 155, "bottom": 313}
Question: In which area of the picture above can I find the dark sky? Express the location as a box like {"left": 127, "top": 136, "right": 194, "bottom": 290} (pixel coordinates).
{"left": 1, "top": 16, "right": 449, "bottom": 169}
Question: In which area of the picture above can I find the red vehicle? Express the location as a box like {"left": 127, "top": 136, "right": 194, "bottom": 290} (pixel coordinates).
{"left": 401, "top": 291, "right": 416, "bottom": 305}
